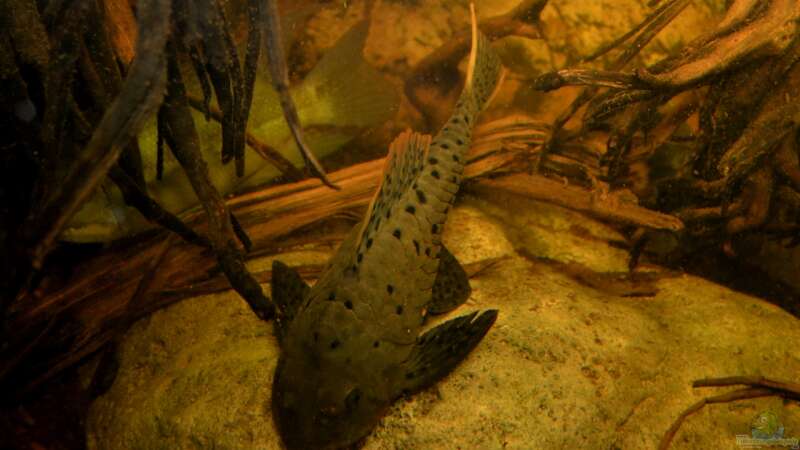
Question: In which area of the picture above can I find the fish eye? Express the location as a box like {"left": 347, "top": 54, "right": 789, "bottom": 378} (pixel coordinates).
{"left": 318, "top": 413, "right": 332, "bottom": 426}
{"left": 345, "top": 387, "right": 362, "bottom": 411}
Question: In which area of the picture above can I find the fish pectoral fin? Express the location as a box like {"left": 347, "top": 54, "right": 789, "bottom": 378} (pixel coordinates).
{"left": 427, "top": 246, "right": 472, "bottom": 315}
{"left": 397, "top": 310, "right": 498, "bottom": 396}
{"left": 271, "top": 260, "right": 310, "bottom": 341}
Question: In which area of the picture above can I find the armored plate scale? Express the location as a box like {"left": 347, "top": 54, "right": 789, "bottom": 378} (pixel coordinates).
{"left": 270, "top": 6, "right": 505, "bottom": 449}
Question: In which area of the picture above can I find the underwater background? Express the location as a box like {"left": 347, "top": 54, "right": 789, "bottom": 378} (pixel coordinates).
{"left": 4, "top": 0, "right": 800, "bottom": 449}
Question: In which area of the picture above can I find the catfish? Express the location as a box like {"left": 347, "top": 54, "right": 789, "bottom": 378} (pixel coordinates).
{"left": 270, "top": 5, "right": 505, "bottom": 449}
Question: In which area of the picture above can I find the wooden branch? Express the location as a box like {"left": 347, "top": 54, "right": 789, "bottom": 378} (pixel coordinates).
{"left": 24, "top": 0, "right": 171, "bottom": 271}
{"left": 2, "top": 117, "right": 682, "bottom": 391}
{"left": 467, "top": 174, "right": 685, "bottom": 231}
{"left": 161, "top": 44, "right": 272, "bottom": 321}
{"left": 99, "top": 0, "right": 137, "bottom": 65}
{"left": 185, "top": 95, "right": 305, "bottom": 182}
{"left": 659, "top": 375, "right": 800, "bottom": 450}
{"left": 659, "top": 387, "right": 775, "bottom": 450}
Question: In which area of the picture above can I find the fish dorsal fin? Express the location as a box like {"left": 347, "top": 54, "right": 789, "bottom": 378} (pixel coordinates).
{"left": 271, "top": 260, "right": 310, "bottom": 344}
{"left": 356, "top": 130, "right": 432, "bottom": 248}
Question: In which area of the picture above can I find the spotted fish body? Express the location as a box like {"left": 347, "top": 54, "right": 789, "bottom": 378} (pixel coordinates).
{"left": 270, "top": 8, "right": 504, "bottom": 449}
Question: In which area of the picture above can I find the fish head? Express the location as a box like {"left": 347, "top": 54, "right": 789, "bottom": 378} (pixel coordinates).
{"left": 272, "top": 338, "right": 389, "bottom": 449}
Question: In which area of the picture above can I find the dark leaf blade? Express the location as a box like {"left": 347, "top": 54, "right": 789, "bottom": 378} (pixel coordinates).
{"left": 25, "top": 0, "right": 171, "bottom": 270}
{"left": 264, "top": 0, "right": 337, "bottom": 189}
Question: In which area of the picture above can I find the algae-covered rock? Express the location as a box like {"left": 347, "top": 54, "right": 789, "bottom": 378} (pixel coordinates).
{"left": 87, "top": 192, "right": 800, "bottom": 450}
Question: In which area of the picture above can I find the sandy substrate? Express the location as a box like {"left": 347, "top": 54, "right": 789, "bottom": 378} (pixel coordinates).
{"left": 86, "top": 2, "right": 797, "bottom": 448}
{"left": 87, "top": 190, "right": 800, "bottom": 449}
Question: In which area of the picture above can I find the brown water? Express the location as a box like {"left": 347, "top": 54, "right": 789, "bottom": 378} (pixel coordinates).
{"left": 4, "top": 1, "right": 800, "bottom": 449}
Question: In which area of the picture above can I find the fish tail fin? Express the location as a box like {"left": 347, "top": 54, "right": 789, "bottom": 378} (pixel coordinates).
{"left": 463, "top": 2, "right": 504, "bottom": 112}
{"left": 296, "top": 20, "right": 399, "bottom": 129}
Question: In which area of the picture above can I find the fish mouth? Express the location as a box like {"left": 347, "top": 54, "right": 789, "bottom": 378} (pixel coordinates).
{"left": 272, "top": 393, "right": 361, "bottom": 450}
{"left": 277, "top": 425, "right": 366, "bottom": 450}
{"left": 274, "top": 408, "right": 369, "bottom": 450}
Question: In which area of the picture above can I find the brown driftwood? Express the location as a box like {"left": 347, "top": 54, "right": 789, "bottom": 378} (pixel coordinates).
{"left": 185, "top": 95, "right": 304, "bottom": 182}
{"left": 2, "top": 118, "right": 683, "bottom": 392}
{"left": 99, "top": 0, "right": 137, "bottom": 65}
{"left": 659, "top": 376, "right": 800, "bottom": 450}
{"left": 468, "top": 173, "right": 684, "bottom": 231}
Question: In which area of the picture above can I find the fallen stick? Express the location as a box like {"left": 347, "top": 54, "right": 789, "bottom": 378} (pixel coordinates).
{"left": 467, "top": 173, "right": 684, "bottom": 232}
{"left": 3, "top": 118, "right": 682, "bottom": 391}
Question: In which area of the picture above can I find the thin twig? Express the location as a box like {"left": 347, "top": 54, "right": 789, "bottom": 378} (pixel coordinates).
{"left": 240, "top": 0, "right": 261, "bottom": 177}
{"left": 109, "top": 165, "right": 211, "bottom": 248}
{"left": 161, "top": 40, "right": 273, "bottom": 321}
{"left": 264, "top": 0, "right": 338, "bottom": 190}
{"left": 532, "top": 69, "right": 644, "bottom": 91}
{"left": 659, "top": 376, "right": 800, "bottom": 450}
{"left": 25, "top": 0, "right": 171, "bottom": 270}
{"left": 659, "top": 387, "right": 775, "bottom": 450}
{"left": 185, "top": 95, "right": 304, "bottom": 181}
{"left": 535, "top": 0, "right": 691, "bottom": 170}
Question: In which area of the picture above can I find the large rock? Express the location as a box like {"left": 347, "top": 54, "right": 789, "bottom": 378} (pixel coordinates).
{"left": 87, "top": 192, "right": 800, "bottom": 450}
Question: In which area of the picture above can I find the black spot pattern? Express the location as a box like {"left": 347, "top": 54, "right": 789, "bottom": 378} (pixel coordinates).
{"left": 311, "top": 34, "right": 501, "bottom": 348}
{"left": 330, "top": 339, "right": 340, "bottom": 349}
{"left": 356, "top": 131, "right": 430, "bottom": 256}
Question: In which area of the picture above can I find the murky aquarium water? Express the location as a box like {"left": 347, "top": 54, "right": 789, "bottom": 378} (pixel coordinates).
{"left": 3, "top": 0, "right": 800, "bottom": 449}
